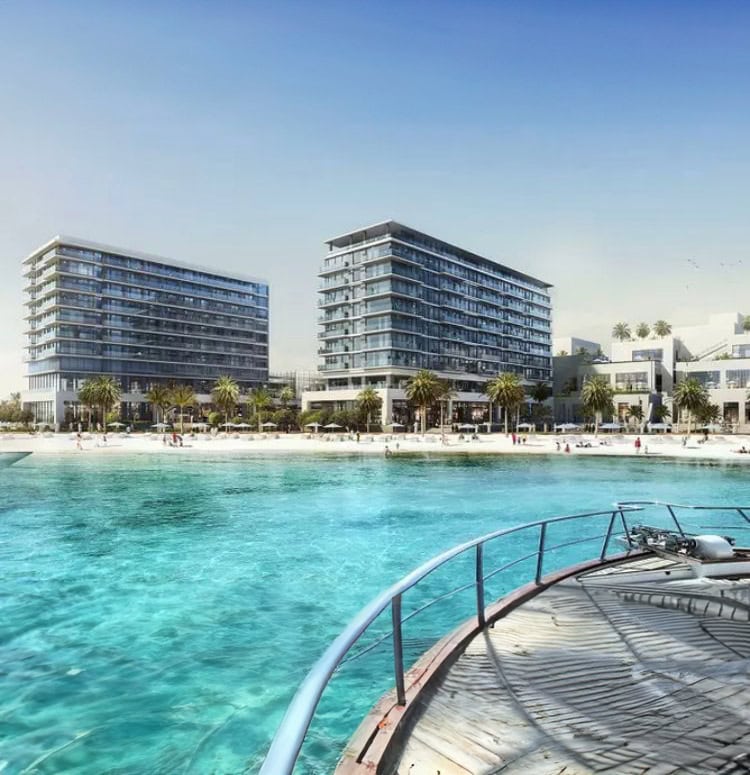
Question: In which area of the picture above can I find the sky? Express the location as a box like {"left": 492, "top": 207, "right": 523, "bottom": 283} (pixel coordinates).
{"left": 1, "top": 0, "right": 749, "bottom": 395}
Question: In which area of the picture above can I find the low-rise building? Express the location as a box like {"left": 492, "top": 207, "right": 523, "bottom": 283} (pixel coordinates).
{"left": 555, "top": 312, "right": 750, "bottom": 431}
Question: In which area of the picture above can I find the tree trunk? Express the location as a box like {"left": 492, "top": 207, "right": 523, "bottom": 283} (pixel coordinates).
{"left": 504, "top": 405, "right": 508, "bottom": 435}
{"left": 421, "top": 405, "right": 427, "bottom": 434}
{"left": 595, "top": 410, "right": 601, "bottom": 435}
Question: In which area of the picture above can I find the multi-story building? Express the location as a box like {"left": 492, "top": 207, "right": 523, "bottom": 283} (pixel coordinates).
{"left": 555, "top": 312, "right": 750, "bottom": 431}
{"left": 22, "top": 236, "right": 268, "bottom": 427}
{"left": 302, "top": 221, "right": 553, "bottom": 426}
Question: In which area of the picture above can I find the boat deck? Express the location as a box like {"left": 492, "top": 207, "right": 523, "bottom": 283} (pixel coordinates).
{"left": 382, "top": 556, "right": 750, "bottom": 775}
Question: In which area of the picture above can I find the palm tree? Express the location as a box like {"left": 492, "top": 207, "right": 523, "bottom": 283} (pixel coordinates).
{"left": 93, "top": 376, "right": 121, "bottom": 433}
{"left": 278, "top": 385, "right": 295, "bottom": 408}
{"left": 651, "top": 404, "right": 671, "bottom": 423}
{"left": 626, "top": 404, "right": 644, "bottom": 431}
{"left": 248, "top": 386, "right": 273, "bottom": 432}
{"left": 436, "top": 380, "right": 456, "bottom": 440}
{"left": 635, "top": 322, "right": 651, "bottom": 339}
{"left": 212, "top": 376, "right": 240, "bottom": 429}
{"left": 77, "top": 379, "right": 98, "bottom": 430}
{"left": 580, "top": 375, "right": 614, "bottom": 434}
{"left": 653, "top": 320, "right": 672, "bottom": 337}
{"left": 744, "top": 315, "right": 750, "bottom": 333}
{"left": 169, "top": 385, "right": 196, "bottom": 433}
{"left": 673, "top": 378, "right": 708, "bottom": 435}
{"left": 146, "top": 385, "right": 172, "bottom": 427}
{"left": 356, "top": 386, "right": 382, "bottom": 432}
{"left": 405, "top": 369, "right": 442, "bottom": 433}
{"left": 485, "top": 372, "right": 525, "bottom": 434}
{"left": 530, "top": 382, "right": 551, "bottom": 405}
{"left": 612, "top": 322, "right": 631, "bottom": 342}
{"left": 695, "top": 402, "right": 722, "bottom": 428}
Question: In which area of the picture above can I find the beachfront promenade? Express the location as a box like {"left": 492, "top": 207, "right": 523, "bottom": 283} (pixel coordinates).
{"left": 3, "top": 431, "right": 750, "bottom": 463}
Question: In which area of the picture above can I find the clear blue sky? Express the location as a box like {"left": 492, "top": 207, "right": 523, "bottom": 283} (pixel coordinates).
{"left": 1, "top": 1, "right": 749, "bottom": 393}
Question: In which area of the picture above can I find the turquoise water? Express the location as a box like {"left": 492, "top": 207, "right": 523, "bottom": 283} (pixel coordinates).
{"left": 1, "top": 452, "right": 749, "bottom": 774}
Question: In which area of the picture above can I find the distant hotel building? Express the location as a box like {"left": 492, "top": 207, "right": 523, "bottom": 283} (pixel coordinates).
{"left": 22, "top": 236, "right": 268, "bottom": 427}
{"left": 555, "top": 312, "right": 750, "bottom": 432}
{"left": 303, "top": 221, "right": 552, "bottom": 426}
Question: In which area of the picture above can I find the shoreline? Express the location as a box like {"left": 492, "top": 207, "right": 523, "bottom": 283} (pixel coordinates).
{"left": 3, "top": 431, "right": 750, "bottom": 464}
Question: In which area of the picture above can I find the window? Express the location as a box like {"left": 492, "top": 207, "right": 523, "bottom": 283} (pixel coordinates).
{"left": 632, "top": 348, "right": 663, "bottom": 361}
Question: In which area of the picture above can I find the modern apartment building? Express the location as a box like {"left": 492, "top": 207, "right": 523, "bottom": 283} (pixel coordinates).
{"left": 555, "top": 312, "right": 750, "bottom": 431}
{"left": 22, "top": 236, "right": 268, "bottom": 427}
{"left": 302, "top": 221, "right": 553, "bottom": 426}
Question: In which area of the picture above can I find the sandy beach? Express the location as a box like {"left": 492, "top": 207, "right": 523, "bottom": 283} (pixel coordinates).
{"left": 3, "top": 430, "right": 750, "bottom": 463}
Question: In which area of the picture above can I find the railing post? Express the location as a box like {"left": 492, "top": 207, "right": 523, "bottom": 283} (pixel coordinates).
{"left": 391, "top": 595, "right": 406, "bottom": 706}
{"left": 619, "top": 509, "right": 631, "bottom": 551}
{"left": 535, "top": 522, "right": 547, "bottom": 584}
{"left": 666, "top": 504, "right": 685, "bottom": 536}
{"left": 476, "top": 543, "right": 485, "bottom": 628}
{"left": 600, "top": 510, "right": 617, "bottom": 560}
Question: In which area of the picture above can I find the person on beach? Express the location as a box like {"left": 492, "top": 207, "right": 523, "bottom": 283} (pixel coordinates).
{"left": 384, "top": 445, "right": 392, "bottom": 457}
{"left": 635, "top": 436, "right": 642, "bottom": 454}
{"left": 564, "top": 443, "right": 571, "bottom": 453}
{"left": 76, "top": 432, "right": 82, "bottom": 450}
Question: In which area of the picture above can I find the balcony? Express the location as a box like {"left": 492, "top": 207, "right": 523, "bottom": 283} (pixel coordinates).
{"left": 318, "top": 296, "right": 352, "bottom": 309}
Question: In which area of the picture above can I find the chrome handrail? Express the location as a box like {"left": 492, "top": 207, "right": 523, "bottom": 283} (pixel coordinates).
{"left": 257, "top": 501, "right": 749, "bottom": 775}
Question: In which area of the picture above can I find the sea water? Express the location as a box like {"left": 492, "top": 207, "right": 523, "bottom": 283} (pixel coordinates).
{"left": 1, "top": 452, "right": 748, "bottom": 774}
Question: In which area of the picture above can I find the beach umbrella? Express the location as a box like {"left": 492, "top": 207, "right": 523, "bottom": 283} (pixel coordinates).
{"left": 109, "top": 421, "right": 125, "bottom": 428}
{"left": 599, "top": 422, "right": 623, "bottom": 431}
{"left": 152, "top": 422, "right": 171, "bottom": 429}
{"left": 517, "top": 422, "right": 535, "bottom": 430}
{"left": 323, "top": 423, "right": 343, "bottom": 430}
{"left": 234, "top": 422, "right": 252, "bottom": 429}
{"left": 555, "top": 423, "right": 581, "bottom": 431}
{"left": 192, "top": 422, "right": 209, "bottom": 429}
{"left": 458, "top": 423, "right": 475, "bottom": 430}
{"left": 390, "top": 422, "right": 405, "bottom": 428}
{"left": 647, "top": 422, "right": 671, "bottom": 431}
{"left": 261, "top": 421, "right": 278, "bottom": 428}
{"left": 304, "top": 422, "right": 321, "bottom": 429}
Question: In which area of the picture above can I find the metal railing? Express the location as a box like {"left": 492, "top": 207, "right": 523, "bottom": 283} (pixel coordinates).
{"left": 257, "top": 501, "right": 750, "bottom": 775}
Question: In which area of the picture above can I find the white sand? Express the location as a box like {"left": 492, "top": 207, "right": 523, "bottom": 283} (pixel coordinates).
{"left": 3, "top": 430, "right": 750, "bottom": 463}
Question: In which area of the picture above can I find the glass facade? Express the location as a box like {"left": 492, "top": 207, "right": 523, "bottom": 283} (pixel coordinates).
{"left": 317, "top": 221, "right": 552, "bottom": 390}
{"left": 632, "top": 348, "right": 663, "bottom": 361}
{"left": 614, "top": 371, "right": 649, "bottom": 391}
{"left": 23, "top": 238, "right": 268, "bottom": 422}
{"left": 675, "top": 371, "right": 721, "bottom": 388}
